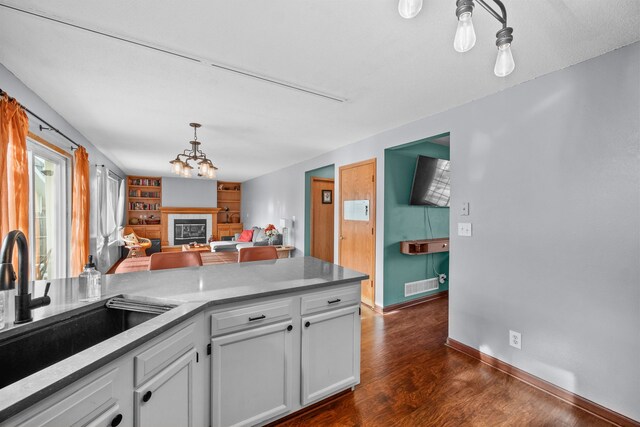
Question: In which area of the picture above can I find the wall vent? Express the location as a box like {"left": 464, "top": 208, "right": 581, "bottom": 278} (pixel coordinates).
{"left": 404, "top": 278, "right": 439, "bottom": 297}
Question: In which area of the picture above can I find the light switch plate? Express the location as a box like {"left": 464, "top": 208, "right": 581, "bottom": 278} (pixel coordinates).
{"left": 457, "top": 223, "right": 472, "bottom": 237}
{"left": 461, "top": 202, "right": 470, "bottom": 216}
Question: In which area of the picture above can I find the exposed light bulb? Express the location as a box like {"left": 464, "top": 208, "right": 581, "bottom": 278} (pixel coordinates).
{"left": 453, "top": 12, "right": 476, "bottom": 53}
{"left": 494, "top": 43, "right": 515, "bottom": 77}
{"left": 398, "top": 0, "right": 422, "bottom": 19}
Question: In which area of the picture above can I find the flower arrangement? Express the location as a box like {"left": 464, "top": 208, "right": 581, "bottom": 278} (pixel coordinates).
{"left": 264, "top": 224, "right": 278, "bottom": 239}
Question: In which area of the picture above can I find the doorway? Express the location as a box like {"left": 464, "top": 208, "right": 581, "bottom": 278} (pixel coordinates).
{"left": 339, "top": 158, "right": 376, "bottom": 308}
{"left": 310, "top": 177, "right": 334, "bottom": 262}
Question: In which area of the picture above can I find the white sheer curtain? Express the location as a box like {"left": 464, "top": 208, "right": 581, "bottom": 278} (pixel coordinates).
{"left": 96, "top": 167, "right": 122, "bottom": 269}
{"left": 116, "top": 180, "right": 125, "bottom": 245}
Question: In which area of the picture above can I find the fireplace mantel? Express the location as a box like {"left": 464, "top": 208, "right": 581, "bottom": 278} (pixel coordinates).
{"left": 160, "top": 207, "right": 221, "bottom": 249}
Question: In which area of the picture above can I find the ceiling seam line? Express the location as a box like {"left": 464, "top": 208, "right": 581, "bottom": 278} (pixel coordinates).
{"left": 0, "top": 2, "right": 347, "bottom": 103}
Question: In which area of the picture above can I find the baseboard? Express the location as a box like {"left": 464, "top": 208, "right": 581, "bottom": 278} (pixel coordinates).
{"left": 375, "top": 290, "right": 448, "bottom": 314}
{"left": 446, "top": 338, "right": 639, "bottom": 427}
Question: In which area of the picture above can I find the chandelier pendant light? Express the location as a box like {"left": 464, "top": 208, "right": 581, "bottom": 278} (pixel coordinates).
{"left": 398, "top": 0, "right": 423, "bottom": 19}
{"left": 169, "top": 123, "right": 218, "bottom": 179}
{"left": 454, "top": 0, "right": 515, "bottom": 77}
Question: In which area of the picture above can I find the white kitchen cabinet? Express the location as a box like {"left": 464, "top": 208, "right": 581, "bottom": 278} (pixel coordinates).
{"left": 301, "top": 305, "right": 360, "bottom": 405}
{"left": 10, "top": 368, "right": 131, "bottom": 427}
{"left": 134, "top": 348, "right": 197, "bottom": 427}
{"left": 211, "top": 321, "right": 294, "bottom": 427}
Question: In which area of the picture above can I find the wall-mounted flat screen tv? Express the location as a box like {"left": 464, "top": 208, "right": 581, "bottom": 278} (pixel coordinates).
{"left": 409, "top": 155, "right": 450, "bottom": 207}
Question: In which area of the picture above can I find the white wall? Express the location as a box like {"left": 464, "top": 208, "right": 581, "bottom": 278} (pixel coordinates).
{"left": 242, "top": 42, "right": 640, "bottom": 419}
{"left": 162, "top": 177, "right": 217, "bottom": 207}
{"left": 0, "top": 64, "right": 126, "bottom": 273}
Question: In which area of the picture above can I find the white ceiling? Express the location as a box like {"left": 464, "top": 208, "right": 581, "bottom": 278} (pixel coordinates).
{"left": 0, "top": 1, "right": 638, "bottom": 181}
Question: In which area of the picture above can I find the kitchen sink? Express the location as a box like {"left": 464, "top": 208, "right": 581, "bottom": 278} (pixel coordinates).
{"left": 0, "top": 298, "right": 173, "bottom": 389}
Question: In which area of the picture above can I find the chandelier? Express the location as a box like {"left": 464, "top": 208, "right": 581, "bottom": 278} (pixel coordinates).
{"left": 398, "top": 0, "right": 515, "bottom": 77}
{"left": 169, "top": 123, "right": 218, "bottom": 179}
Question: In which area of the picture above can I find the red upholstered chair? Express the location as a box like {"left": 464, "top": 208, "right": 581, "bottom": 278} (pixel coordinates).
{"left": 148, "top": 251, "right": 203, "bottom": 271}
{"left": 238, "top": 246, "right": 278, "bottom": 263}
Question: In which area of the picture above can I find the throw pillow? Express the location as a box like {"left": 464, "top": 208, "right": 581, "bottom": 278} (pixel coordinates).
{"left": 237, "top": 229, "right": 254, "bottom": 242}
{"left": 124, "top": 233, "right": 139, "bottom": 245}
{"left": 253, "top": 227, "right": 267, "bottom": 242}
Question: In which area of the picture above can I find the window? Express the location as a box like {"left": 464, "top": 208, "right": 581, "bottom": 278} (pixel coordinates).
{"left": 27, "top": 140, "right": 70, "bottom": 280}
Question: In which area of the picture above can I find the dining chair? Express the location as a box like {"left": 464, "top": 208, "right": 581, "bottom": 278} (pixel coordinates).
{"left": 148, "top": 251, "right": 203, "bottom": 271}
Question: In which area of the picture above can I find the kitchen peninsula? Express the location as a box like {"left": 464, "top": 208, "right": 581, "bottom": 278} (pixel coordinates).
{"left": 0, "top": 257, "right": 367, "bottom": 427}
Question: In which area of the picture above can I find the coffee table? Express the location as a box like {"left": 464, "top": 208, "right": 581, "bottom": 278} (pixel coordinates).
{"left": 181, "top": 244, "right": 211, "bottom": 253}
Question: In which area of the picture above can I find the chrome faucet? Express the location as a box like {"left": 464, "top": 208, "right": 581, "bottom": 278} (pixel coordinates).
{"left": 0, "top": 230, "right": 51, "bottom": 324}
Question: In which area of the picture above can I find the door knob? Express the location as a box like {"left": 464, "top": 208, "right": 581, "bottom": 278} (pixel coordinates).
{"left": 339, "top": 235, "right": 344, "bottom": 240}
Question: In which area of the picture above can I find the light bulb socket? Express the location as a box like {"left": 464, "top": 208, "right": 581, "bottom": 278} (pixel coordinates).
{"left": 456, "top": 0, "right": 474, "bottom": 18}
{"left": 496, "top": 27, "right": 513, "bottom": 47}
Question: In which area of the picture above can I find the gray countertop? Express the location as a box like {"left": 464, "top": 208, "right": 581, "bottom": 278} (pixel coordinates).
{"left": 0, "top": 257, "right": 367, "bottom": 422}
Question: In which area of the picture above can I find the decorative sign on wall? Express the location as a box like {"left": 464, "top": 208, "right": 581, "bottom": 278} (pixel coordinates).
{"left": 344, "top": 200, "right": 369, "bottom": 221}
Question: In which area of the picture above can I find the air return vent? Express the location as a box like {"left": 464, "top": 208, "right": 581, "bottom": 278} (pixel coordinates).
{"left": 404, "top": 278, "right": 439, "bottom": 297}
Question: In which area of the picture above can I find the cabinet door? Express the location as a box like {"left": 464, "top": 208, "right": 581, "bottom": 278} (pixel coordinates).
{"left": 131, "top": 226, "right": 146, "bottom": 238}
{"left": 134, "top": 349, "right": 196, "bottom": 427}
{"left": 229, "top": 224, "right": 243, "bottom": 234}
{"left": 301, "top": 305, "right": 360, "bottom": 405}
{"left": 217, "top": 225, "right": 231, "bottom": 239}
{"left": 211, "top": 321, "right": 294, "bottom": 427}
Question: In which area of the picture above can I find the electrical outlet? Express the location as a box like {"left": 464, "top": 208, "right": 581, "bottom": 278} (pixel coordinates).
{"left": 438, "top": 274, "right": 447, "bottom": 284}
{"left": 509, "top": 330, "right": 522, "bottom": 349}
{"left": 457, "top": 223, "right": 472, "bottom": 237}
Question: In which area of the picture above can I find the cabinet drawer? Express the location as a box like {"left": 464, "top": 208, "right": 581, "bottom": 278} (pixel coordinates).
{"left": 134, "top": 322, "right": 196, "bottom": 387}
{"left": 427, "top": 241, "right": 449, "bottom": 253}
{"left": 301, "top": 286, "right": 360, "bottom": 316}
{"left": 210, "top": 299, "right": 293, "bottom": 336}
{"left": 16, "top": 369, "right": 119, "bottom": 427}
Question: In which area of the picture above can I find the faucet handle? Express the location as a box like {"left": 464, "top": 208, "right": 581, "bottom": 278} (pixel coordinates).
{"left": 44, "top": 281, "right": 51, "bottom": 297}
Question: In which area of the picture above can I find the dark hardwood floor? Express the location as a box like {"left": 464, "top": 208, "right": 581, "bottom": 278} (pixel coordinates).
{"left": 275, "top": 296, "right": 612, "bottom": 427}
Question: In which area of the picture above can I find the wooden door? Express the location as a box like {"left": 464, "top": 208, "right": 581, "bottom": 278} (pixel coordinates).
{"left": 339, "top": 159, "right": 376, "bottom": 307}
{"left": 211, "top": 321, "right": 294, "bottom": 427}
{"left": 310, "top": 177, "right": 334, "bottom": 263}
{"left": 301, "top": 305, "right": 360, "bottom": 405}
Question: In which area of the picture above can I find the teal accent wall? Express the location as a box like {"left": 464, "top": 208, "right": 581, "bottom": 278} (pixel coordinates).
{"left": 384, "top": 138, "right": 450, "bottom": 307}
{"left": 304, "top": 165, "right": 335, "bottom": 255}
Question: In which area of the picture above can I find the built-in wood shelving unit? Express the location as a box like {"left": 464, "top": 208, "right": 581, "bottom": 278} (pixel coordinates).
{"left": 216, "top": 181, "right": 242, "bottom": 240}
{"left": 126, "top": 176, "right": 162, "bottom": 239}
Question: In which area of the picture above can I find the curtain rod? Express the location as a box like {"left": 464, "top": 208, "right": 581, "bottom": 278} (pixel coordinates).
{"left": 0, "top": 88, "right": 83, "bottom": 150}
{"left": 95, "top": 164, "right": 123, "bottom": 180}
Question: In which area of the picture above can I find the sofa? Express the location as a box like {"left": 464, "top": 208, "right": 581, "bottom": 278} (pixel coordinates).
{"left": 209, "top": 226, "right": 282, "bottom": 252}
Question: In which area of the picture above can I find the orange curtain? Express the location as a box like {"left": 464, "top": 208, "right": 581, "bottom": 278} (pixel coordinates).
{"left": 0, "top": 93, "right": 30, "bottom": 243}
{"left": 70, "top": 146, "right": 90, "bottom": 276}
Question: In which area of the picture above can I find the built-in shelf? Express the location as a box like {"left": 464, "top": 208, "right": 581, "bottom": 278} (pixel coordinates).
{"left": 127, "top": 176, "right": 162, "bottom": 239}
{"left": 400, "top": 238, "right": 449, "bottom": 255}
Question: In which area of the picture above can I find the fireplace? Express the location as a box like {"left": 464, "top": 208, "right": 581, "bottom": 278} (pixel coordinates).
{"left": 174, "top": 219, "right": 207, "bottom": 245}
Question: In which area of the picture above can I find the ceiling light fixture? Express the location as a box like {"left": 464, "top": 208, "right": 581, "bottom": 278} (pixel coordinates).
{"left": 169, "top": 123, "right": 218, "bottom": 179}
{"left": 398, "top": 0, "right": 423, "bottom": 19}
{"left": 454, "top": 0, "right": 515, "bottom": 77}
